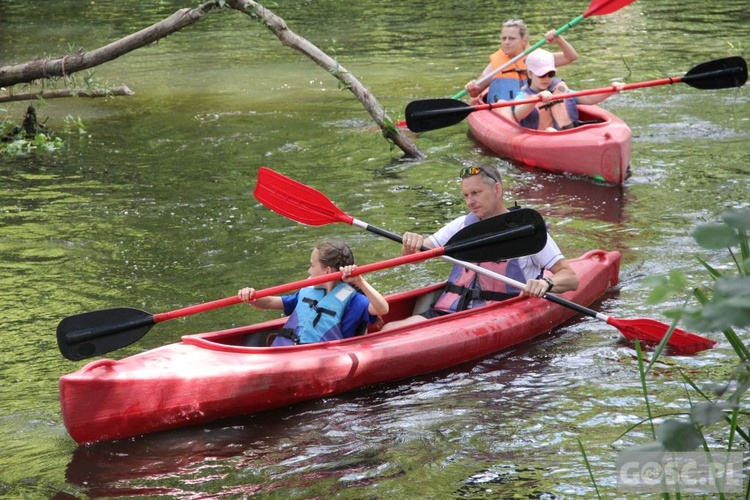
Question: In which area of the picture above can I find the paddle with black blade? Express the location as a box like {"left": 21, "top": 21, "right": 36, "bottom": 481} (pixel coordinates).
{"left": 451, "top": 0, "right": 637, "bottom": 100}
{"left": 254, "top": 168, "right": 716, "bottom": 355}
{"left": 407, "top": 56, "right": 748, "bottom": 132}
{"left": 57, "top": 209, "right": 541, "bottom": 361}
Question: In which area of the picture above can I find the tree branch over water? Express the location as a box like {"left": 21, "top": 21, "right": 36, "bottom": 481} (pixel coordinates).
{"left": 0, "top": 4, "right": 215, "bottom": 88}
{"left": 0, "top": 0, "right": 422, "bottom": 158}
{"left": 225, "top": 0, "right": 423, "bottom": 158}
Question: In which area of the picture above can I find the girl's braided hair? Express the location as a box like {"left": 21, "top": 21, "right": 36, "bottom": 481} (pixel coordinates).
{"left": 316, "top": 241, "right": 355, "bottom": 270}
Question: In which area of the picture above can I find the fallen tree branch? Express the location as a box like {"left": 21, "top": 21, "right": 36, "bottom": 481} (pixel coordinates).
{"left": 226, "top": 0, "right": 423, "bottom": 159}
{"left": 0, "top": 0, "right": 422, "bottom": 158}
{"left": 0, "top": 85, "right": 135, "bottom": 103}
{"left": 0, "top": 3, "right": 216, "bottom": 88}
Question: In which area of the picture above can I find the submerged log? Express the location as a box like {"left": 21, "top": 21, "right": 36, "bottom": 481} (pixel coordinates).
{"left": 0, "top": 85, "right": 135, "bottom": 103}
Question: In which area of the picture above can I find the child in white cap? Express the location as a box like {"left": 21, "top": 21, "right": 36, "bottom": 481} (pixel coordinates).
{"left": 464, "top": 20, "right": 578, "bottom": 103}
{"left": 512, "top": 49, "right": 625, "bottom": 131}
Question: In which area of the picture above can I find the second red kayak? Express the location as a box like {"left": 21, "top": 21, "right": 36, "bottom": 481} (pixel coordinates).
{"left": 467, "top": 104, "right": 632, "bottom": 184}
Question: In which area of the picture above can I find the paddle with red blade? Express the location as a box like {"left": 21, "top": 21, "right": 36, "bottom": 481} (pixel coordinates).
{"left": 254, "top": 168, "right": 716, "bottom": 355}
{"left": 407, "top": 57, "right": 747, "bottom": 132}
{"left": 450, "top": 260, "right": 715, "bottom": 355}
{"left": 57, "top": 207, "right": 542, "bottom": 361}
{"left": 392, "top": 0, "right": 637, "bottom": 128}
{"left": 451, "top": 0, "right": 637, "bottom": 100}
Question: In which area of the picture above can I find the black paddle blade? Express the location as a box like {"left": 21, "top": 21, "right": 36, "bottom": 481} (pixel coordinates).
{"left": 405, "top": 98, "right": 474, "bottom": 132}
{"left": 682, "top": 56, "right": 747, "bottom": 89}
{"left": 57, "top": 307, "right": 155, "bottom": 361}
{"left": 443, "top": 208, "right": 547, "bottom": 262}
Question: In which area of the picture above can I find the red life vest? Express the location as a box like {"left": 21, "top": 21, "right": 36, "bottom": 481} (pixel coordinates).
{"left": 432, "top": 213, "right": 532, "bottom": 313}
{"left": 432, "top": 259, "right": 526, "bottom": 313}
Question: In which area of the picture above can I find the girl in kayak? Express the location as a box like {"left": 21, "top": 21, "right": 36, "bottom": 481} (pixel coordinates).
{"left": 238, "top": 240, "right": 389, "bottom": 346}
{"left": 512, "top": 49, "right": 625, "bottom": 131}
{"left": 465, "top": 19, "right": 578, "bottom": 103}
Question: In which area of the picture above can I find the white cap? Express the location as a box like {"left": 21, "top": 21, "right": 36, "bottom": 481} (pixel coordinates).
{"left": 526, "top": 49, "right": 556, "bottom": 76}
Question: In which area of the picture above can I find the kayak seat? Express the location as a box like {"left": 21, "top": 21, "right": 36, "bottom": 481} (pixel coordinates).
{"left": 574, "top": 119, "right": 603, "bottom": 127}
{"left": 242, "top": 324, "right": 377, "bottom": 346}
{"left": 561, "top": 119, "right": 604, "bottom": 130}
{"left": 242, "top": 330, "right": 280, "bottom": 347}
{"left": 411, "top": 289, "right": 442, "bottom": 316}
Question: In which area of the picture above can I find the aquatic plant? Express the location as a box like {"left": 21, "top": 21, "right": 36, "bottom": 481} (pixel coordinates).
{"left": 582, "top": 209, "right": 750, "bottom": 497}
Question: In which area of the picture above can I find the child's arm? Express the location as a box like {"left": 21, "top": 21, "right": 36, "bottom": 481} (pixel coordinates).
{"left": 341, "top": 266, "right": 390, "bottom": 316}
{"left": 238, "top": 287, "right": 285, "bottom": 310}
{"left": 576, "top": 82, "right": 625, "bottom": 105}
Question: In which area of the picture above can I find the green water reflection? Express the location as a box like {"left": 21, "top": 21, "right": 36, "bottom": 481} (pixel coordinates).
{"left": 1, "top": 0, "right": 748, "bottom": 497}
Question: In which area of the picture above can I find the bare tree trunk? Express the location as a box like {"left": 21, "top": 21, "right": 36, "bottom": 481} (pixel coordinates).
{"left": 0, "top": 85, "right": 134, "bottom": 103}
{"left": 0, "top": 3, "right": 216, "bottom": 88}
{"left": 226, "top": 0, "right": 423, "bottom": 159}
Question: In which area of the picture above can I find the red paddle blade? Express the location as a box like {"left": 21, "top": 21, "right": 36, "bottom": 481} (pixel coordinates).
{"left": 584, "top": 0, "right": 636, "bottom": 17}
{"left": 606, "top": 317, "right": 716, "bottom": 355}
{"left": 254, "top": 167, "right": 354, "bottom": 226}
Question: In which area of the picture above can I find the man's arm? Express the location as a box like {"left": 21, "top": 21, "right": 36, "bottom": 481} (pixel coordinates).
{"left": 522, "top": 258, "right": 579, "bottom": 298}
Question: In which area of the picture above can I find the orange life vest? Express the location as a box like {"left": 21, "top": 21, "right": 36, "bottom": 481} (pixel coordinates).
{"left": 488, "top": 49, "right": 528, "bottom": 82}
{"left": 486, "top": 50, "right": 528, "bottom": 102}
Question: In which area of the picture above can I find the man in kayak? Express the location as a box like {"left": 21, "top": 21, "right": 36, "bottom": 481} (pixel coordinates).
{"left": 238, "top": 240, "right": 389, "bottom": 345}
{"left": 464, "top": 19, "right": 579, "bottom": 103}
{"left": 512, "top": 49, "right": 625, "bottom": 131}
{"left": 381, "top": 165, "right": 578, "bottom": 330}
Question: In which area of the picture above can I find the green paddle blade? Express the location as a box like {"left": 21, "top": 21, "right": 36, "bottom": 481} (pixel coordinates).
{"left": 405, "top": 98, "right": 474, "bottom": 132}
{"left": 441, "top": 208, "right": 547, "bottom": 262}
{"left": 682, "top": 56, "right": 747, "bottom": 89}
{"left": 57, "top": 307, "right": 155, "bottom": 361}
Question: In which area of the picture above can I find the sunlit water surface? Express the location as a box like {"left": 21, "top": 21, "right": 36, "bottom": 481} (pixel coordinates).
{"left": 1, "top": 0, "right": 748, "bottom": 497}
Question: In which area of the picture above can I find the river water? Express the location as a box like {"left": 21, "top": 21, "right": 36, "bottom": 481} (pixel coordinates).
{"left": 1, "top": 0, "right": 748, "bottom": 497}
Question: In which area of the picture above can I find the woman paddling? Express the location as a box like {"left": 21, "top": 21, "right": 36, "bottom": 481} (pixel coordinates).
{"left": 512, "top": 49, "right": 625, "bottom": 131}
{"left": 465, "top": 19, "right": 579, "bottom": 103}
{"left": 238, "top": 240, "right": 389, "bottom": 346}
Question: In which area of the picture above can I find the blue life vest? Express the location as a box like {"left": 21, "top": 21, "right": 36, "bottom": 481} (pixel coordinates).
{"left": 487, "top": 77, "right": 524, "bottom": 103}
{"left": 274, "top": 284, "right": 357, "bottom": 346}
{"left": 515, "top": 78, "right": 579, "bottom": 130}
{"left": 432, "top": 213, "right": 532, "bottom": 313}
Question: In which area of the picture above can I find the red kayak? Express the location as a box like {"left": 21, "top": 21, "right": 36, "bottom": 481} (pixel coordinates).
{"left": 467, "top": 104, "right": 632, "bottom": 184}
{"left": 59, "top": 250, "right": 621, "bottom": 444}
